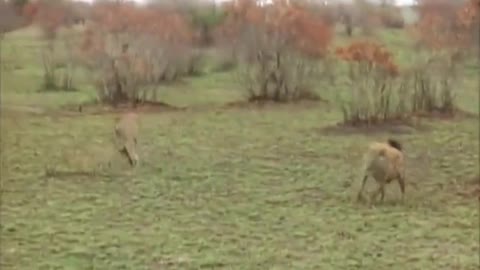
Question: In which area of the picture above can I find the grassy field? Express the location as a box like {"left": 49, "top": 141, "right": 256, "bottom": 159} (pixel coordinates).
{"left": 1, "top": 26, "right": 479, "bottom": 269}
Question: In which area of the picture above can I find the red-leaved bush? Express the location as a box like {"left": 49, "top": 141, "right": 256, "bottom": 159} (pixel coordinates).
{"left": 79, "top": 1, "right": 200, "bottom": 105}
{"left": 215, "top": 0, "right": 334, "bottom": 102}
{"left": 335, "top": 41, "right": 408, "bottom": 125}
{"left": 412, "top": 0, "right": 479, "bottom": 51}
{"left": 406, "top": 0, "right": 477, "bottom": 116}
{"left": 22, "top": 0, "right": 77, "bottom": 91}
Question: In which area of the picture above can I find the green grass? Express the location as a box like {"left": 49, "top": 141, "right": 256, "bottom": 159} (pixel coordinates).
{"left": 1, "top": 26, "right": 479, "bottom": 270}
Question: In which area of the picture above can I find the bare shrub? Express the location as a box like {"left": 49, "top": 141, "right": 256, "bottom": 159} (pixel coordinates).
{"left": 79, "top": 1, "right": 199, "bottom": 106}
{"left": 336, "top": 40, "right": 463, "bottom": 125}
{"left": 406, "top": 0, "right": 476, "bottom": 115}
{"left": 335, "top": 41, "right": 407, "bottom": 125}
{"left": 25, "top": 0, "right": 78, "bottom": 91}
{"left": 408, "top": 52, "right": 461, "bottom": 115}
{"left": 412, "top": 0, "right": 478, "bottom": 52}
{"left": 59, "top": 29, "right": 78, "bottom": 91}
{"left": 237, "top": 27, "right": 320, "bottom": 102}
{"left": 221, "top": 0, "right": 333, "bottom": 103}
{"left": 211, "top": 46, "right": 238, "bottom": 72}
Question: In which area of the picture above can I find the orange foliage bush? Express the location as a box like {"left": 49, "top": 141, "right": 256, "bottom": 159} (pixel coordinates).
{"left": 213, "top": 0, "right": 334, "bottom": 102}
{"left": 217, "top": 0, "right": 333, "bottom": 58}
{"left": 23, "top": 0, "right": 68, "bottom": 39}
{"left": 82, "top": 2, "right": 193, "bottom": 53}
{"left": 275, "top": 3, "right": 333, "bottom": 58}
{"left": 333, "top": 41, "right": 410, "bottom": 125}
{"left": 79, "top": 2, "right": 199, "bottom": 105}
{"left": 405, "top": 0, "right": 475, "bottom": 116}
{"left": 21, "top": 1, "right": 75, "bottom": 90}
{"left": 457, "top": 0, "right": 480, "bottom": 27}
{"left": 413, "top": 0, "right": 479, "bottom": 50}
{"left": 335, "top": 41, "right": 398, "bottom": 76}
{"left": 93, "top": 2, "right": 192, "bottom": 43}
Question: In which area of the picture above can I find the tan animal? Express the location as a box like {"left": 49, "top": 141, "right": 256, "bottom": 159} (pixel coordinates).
{"left": 113, "top": 112, "right": 140, "bottom": 167}
{"left": 357, "top": 138, "right": 406, "bottom": 203}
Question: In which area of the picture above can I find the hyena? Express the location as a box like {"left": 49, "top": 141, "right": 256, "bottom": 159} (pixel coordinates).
{"left": 113, "top": 112, "right": 140, "bottom": 167}
{"left": 357, "top": 138, "right": 406, "bottom": 203}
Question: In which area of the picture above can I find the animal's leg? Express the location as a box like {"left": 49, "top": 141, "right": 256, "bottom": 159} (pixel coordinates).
{"left": 357, "top": 175, "right": 369, "bottom": 201}
{"left": 119, "top": 147, "right": 134, "bottom": 166}
{"left": 397, "top": 175, "right": 406, "bottom": 202}
{"left": 370, "top": 181, "right": 385, "bottom": 203}
{"left": 380, "top": 184, "right": 386, "bottom": 202}
{"left": 124, "top": 141, "right": 139, "bottom": 167}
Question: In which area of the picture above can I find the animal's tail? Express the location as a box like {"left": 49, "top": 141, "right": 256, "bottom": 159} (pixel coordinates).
{"left": 387, "top": 138, "right": 403, "bottom": 152}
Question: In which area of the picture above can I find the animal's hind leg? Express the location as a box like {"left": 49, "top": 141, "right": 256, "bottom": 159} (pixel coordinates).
{"left": 357, "top": 175, "right": 369, "bottom": 201}
{"left": 380, "top": 184, "right": 386, "bottom": 202}
{"left": 397, "top": 175, "right": 406, "bottom": 202}
{"left": 370, "top": 181, "right": 386, "bottom": 204}
{"left": 124, "top": 142, "right": 139, "bottom": 167}
{"left": 119, "top": 147, "right": 134, "bottom": 166}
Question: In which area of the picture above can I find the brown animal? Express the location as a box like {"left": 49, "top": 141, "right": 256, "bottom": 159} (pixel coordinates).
{"left": 113, "top": 112, "right": 140, "bottom": 167}
{"left": 357, "top": 138, "right": 406, "bottom": 203}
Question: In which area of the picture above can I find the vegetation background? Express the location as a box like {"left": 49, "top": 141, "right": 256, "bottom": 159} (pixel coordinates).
{"left": 0, "top": 0, "right": 478, "bottom": 269}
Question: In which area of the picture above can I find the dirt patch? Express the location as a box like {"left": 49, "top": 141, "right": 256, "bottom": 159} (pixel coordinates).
{"left": 413, "top": 108, "right": 478, "bottom": 121}
{"left": 2, "top": 105, "right": 47, "bottom": 115}
{"left": 62, "top": 101, "right": 186, "bottom": 116}
{"left": 320, "top": 107, "right": 478, "bottom": 136}
{"left": 2, "top": 101, "right": 186, "bottom": 118}
{"left": 320, "top": 118, "right": 430, "bottom": 135}
{"left": 224, "top": 97, "right": 328, "bottom": 110}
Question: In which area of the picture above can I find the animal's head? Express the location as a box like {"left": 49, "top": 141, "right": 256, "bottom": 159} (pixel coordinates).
{"left": 387, "top": 138, "right": 402, "bottom": 152}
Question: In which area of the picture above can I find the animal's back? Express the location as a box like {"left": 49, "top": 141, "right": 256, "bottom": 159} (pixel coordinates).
{"left": 368, "top": 142, "right": 403, "bottom": 162}
{"left": 358, "top": 139, "right": 407, "bottom": 202}
{"left": 364, "top": 141, "right": 404, "bottom": 179}
{"left": 115, "top": 112, "right": 138, "bottom": 142}
{"left": 114, "top": 112, "right": 139, "bottom": 151}
{"left": 113, "top": 112, "right": 140, "bottom": 166}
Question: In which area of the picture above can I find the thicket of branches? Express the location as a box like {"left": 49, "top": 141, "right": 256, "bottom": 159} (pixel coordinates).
{"left": 22, "top": 0, "right": 79, "bottom": 91}
{"left": 331, "top": 0, "right": 478, "bottom": 126}
{"left": 3, "top": 0, "right": 478, "bottom": 122}
{"left": 217, "top": 0, "right": 334, "bottom": 102}
{"left": 408, "top": 0, "right": 478, "bottom": 115}
{"left": 78, "top": 1, "right": 204, "bottom": 105}
{"left": 335, "top": 41, "right": 403, "bottom": 125}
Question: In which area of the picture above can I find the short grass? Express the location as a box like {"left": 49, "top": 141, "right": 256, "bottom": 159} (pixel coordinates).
{"left": 1, "top": 26, "right": 479, "bottom": 270}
